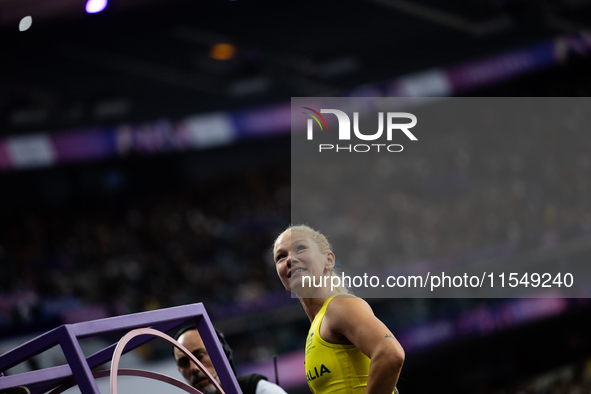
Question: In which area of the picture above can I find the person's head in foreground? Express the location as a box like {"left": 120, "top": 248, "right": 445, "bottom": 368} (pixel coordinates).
{"left": 174, "top": 329, "right": 223, "bottom": 394}
{"left": 273, "top": 224, "right": 404, "bottom": 394}
{"left": 274, "top": 224, "right": 347, "bottom": 298}
{"left": 174, "top": 328, "right": 286, "bottom": 394}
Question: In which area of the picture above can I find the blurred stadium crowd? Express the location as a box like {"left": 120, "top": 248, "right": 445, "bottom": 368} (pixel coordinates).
{"left": 482, "top": 358, "right": 591, "bottom": 394}
{"left": 296, "top": 100, "right": 591, "bottom": 283}
{"left": 0, "top": 163, "right": 291, "bottom": 330}
{"left": 2, "top": 99, "right": 591, "bottom": 361}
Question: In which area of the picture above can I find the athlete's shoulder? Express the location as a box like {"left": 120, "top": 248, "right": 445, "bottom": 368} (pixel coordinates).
{"left": 323, "top": 294, "right": 377, "bottom": 343}
{"left": 327, "top": 294, "right": 373, "bottom": 317}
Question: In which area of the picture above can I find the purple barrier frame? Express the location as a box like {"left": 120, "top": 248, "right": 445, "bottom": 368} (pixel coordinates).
{"left": 0, "top": 303, "right": 242, "bottom": 394}
{"left": 48, "top": 368, "right": 203, "bottom": 394}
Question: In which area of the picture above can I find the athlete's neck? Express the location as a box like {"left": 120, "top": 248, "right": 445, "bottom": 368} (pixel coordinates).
{"left": 299, "top": 291, "right": 340, "bottom": 323}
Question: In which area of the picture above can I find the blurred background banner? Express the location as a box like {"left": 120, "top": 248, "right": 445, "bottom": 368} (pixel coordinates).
{"left": 2, "top": 0, "right": 591, "bottom": 393}
{"left": 291, "top": 97, "right": 591, "bottom": 298}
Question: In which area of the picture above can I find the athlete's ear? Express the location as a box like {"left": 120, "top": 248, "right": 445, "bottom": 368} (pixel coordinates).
{"left": 325, "top": 252, "right": 335, "bottom": 271}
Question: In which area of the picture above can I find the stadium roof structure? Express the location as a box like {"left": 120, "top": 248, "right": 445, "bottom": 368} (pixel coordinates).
{"left": 1, "top": 0, "right": 591, "bottom": 136}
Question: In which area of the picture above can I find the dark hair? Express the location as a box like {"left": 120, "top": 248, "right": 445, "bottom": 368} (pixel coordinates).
{"left": 172, "top": 323, "right": 236, "bottom": 374}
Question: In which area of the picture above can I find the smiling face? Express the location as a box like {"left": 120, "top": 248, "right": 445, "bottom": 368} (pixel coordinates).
{"left": 274, "top": 230, "right": 335, "bottom": 295}
{"left": 174, "top": 330, "right": 221, "bottom": 394}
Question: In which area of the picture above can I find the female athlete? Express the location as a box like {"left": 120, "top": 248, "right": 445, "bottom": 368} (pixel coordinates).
{"left": 273, "top": 225, "right": 404, "bottom": 394}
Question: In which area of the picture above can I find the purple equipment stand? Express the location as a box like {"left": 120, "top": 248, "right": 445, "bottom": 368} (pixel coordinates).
{"left": 0, "top": 303, "right": 242, "bottom": 394}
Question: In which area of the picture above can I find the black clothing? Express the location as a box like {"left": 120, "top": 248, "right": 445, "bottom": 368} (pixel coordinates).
{"left": 237, "top": 374, "right": 268, "bottom": 394}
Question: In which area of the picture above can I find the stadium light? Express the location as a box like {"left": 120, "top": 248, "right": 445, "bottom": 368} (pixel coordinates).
{"left": 210, "top": 43, "right": 236, "bottom": 60}
{"left": 19, "top": 16, "right": 32, "bottom": 31}
{"left": 86, "top": 0, "right": 108, "bottom": 14}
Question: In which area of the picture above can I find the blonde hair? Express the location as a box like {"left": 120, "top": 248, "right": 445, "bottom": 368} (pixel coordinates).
{"left": 274, "top": 224, "right": 350, "bottom": 294}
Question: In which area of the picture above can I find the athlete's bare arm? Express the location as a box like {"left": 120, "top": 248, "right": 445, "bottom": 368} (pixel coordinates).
{"left": 322, "top": 296, "right": 404, "bottom": 394}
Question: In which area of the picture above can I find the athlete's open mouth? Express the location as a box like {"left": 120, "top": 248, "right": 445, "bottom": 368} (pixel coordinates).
{"left": 289, "top": 268, "right": 306, "bottom": 278}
